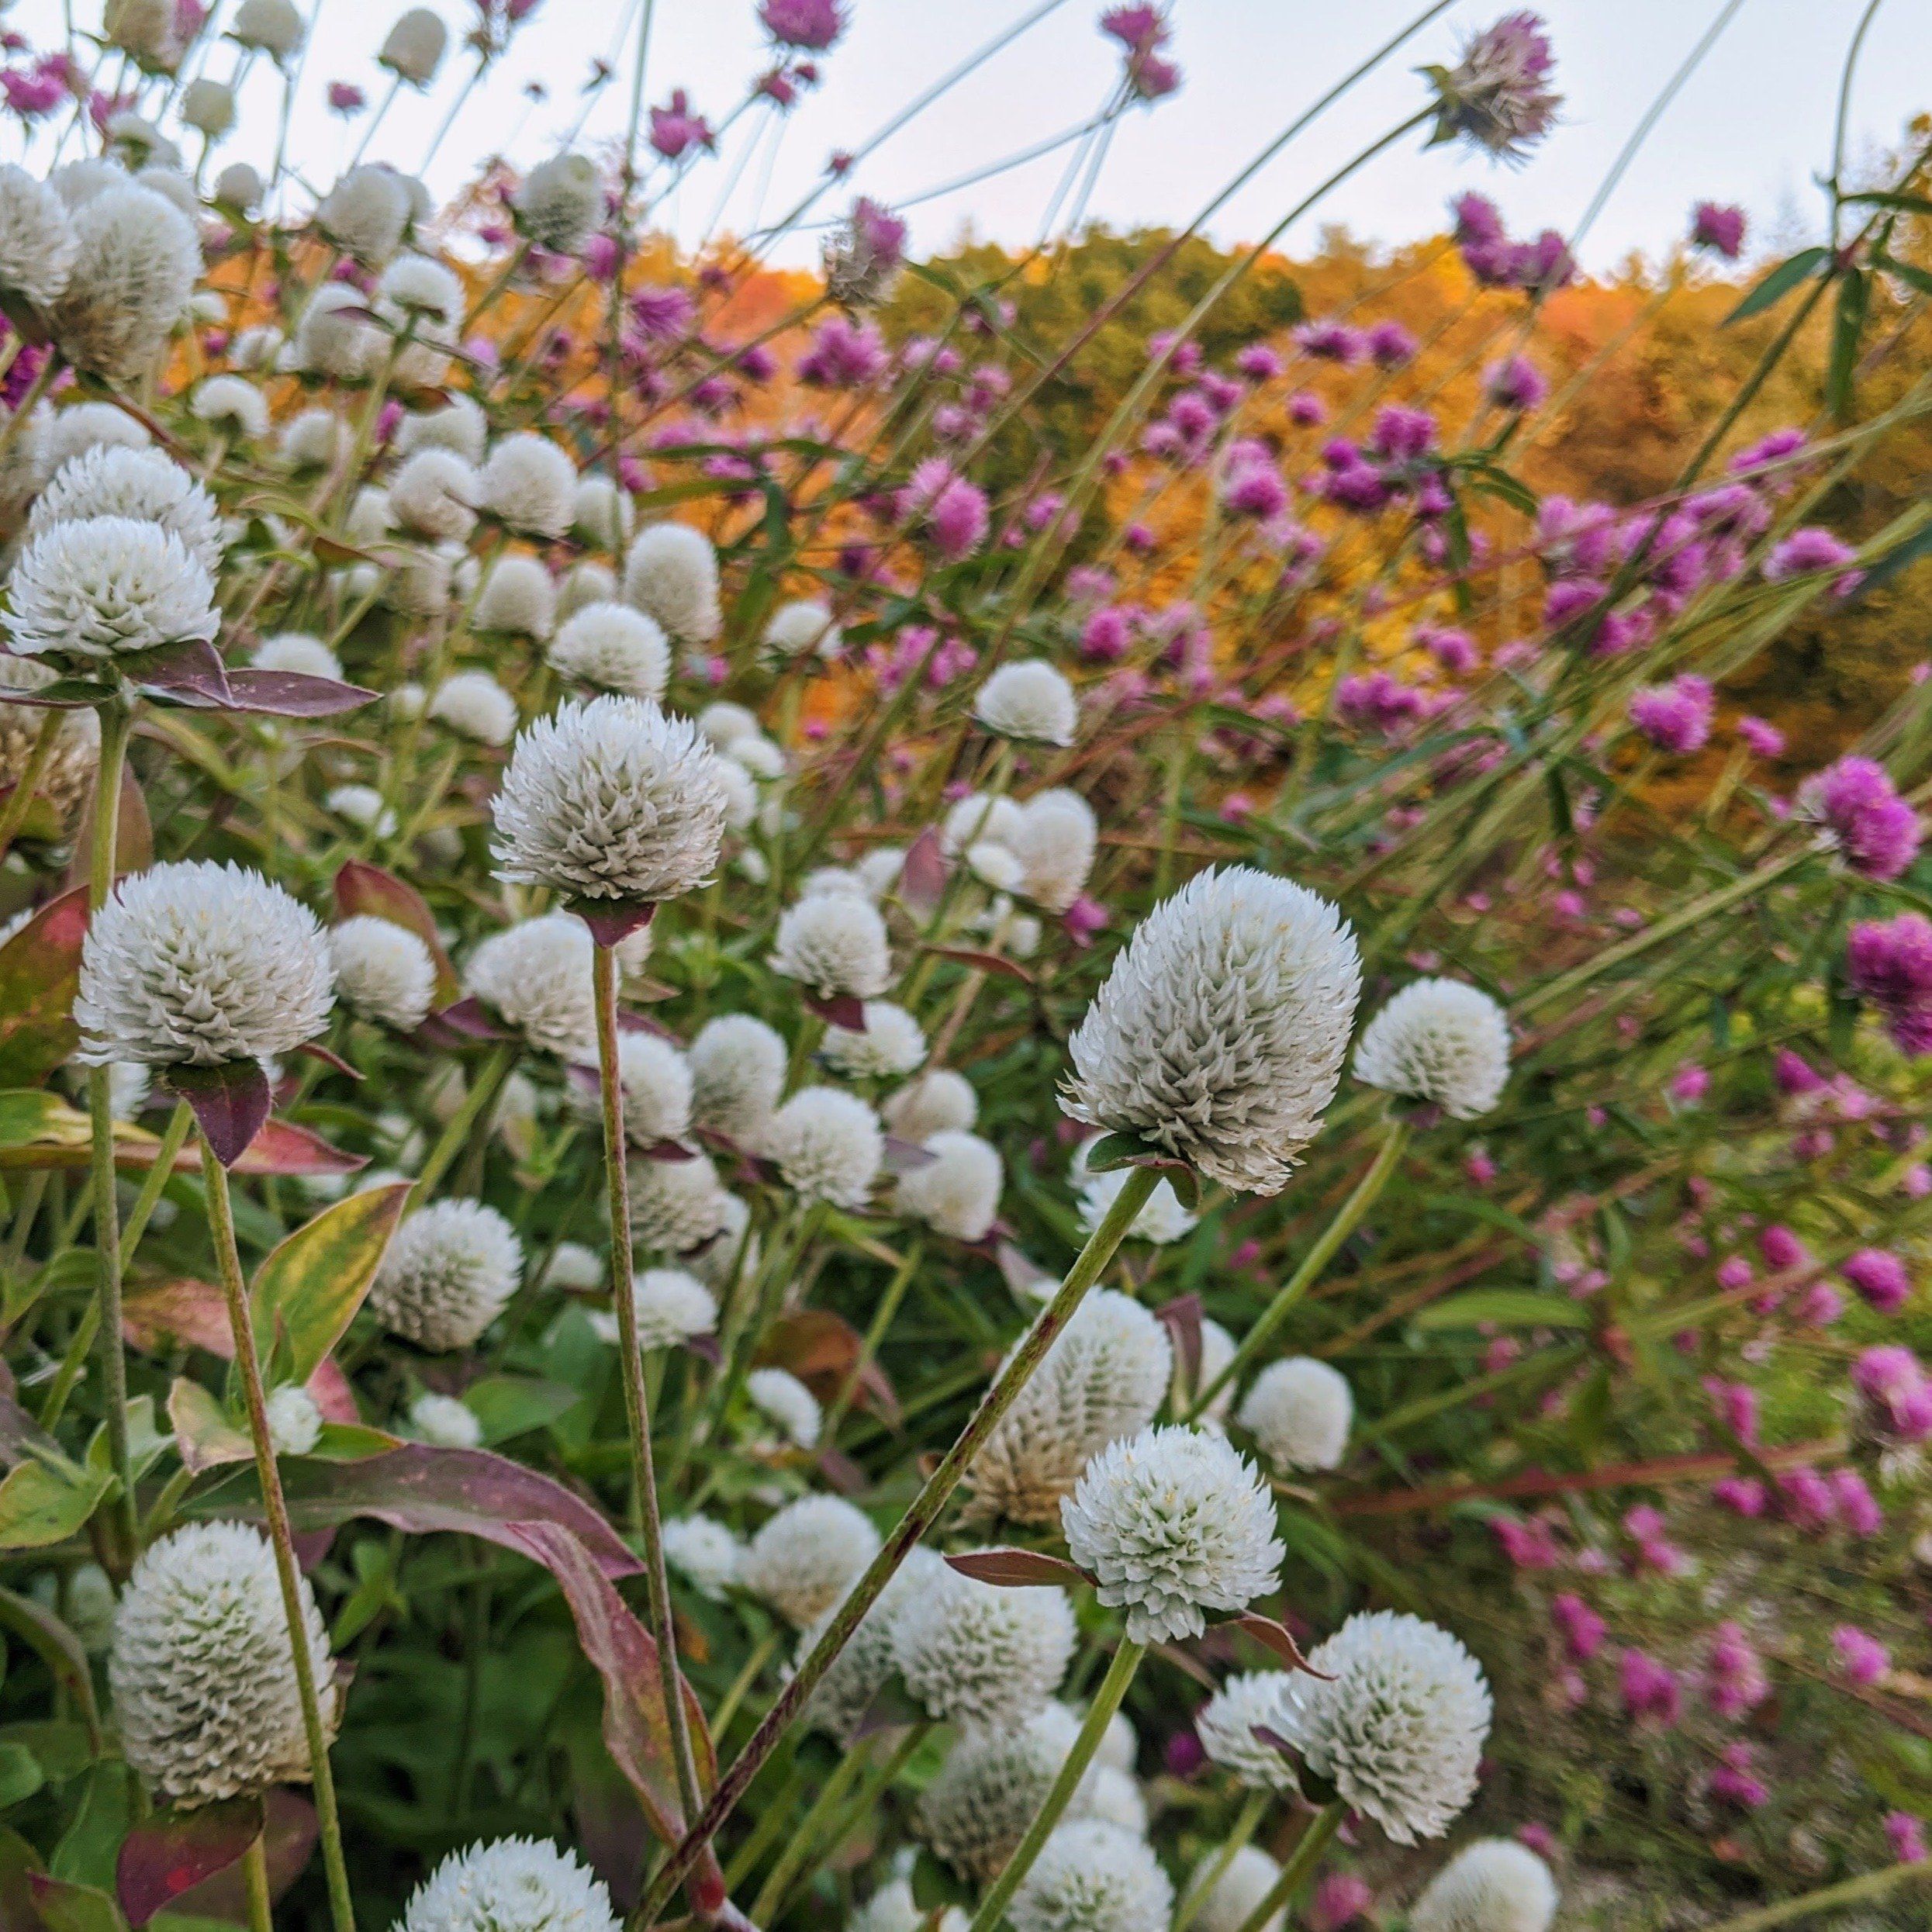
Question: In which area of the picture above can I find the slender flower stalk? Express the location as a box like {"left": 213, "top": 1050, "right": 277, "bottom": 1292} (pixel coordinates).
{"left": 1231, "top": 1802, "right": 1345, "bottom": 1932}
{"left": 1172, "top": 1789, "right": 1271, "bottom": 1932}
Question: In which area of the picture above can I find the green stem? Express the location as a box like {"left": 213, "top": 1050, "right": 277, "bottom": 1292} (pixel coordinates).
{"left": 1231, "top": 1802, "right": 1344, "bottom": 1932}
{"left": 0, "top": 711, "right": 62, "bottom": 862}
{"left": 241, "top": 1836, "right": 271, "bottom": 1932}
{"left": 747, "top": 1737, "right": 874, "bottom": 1922}
{"left": 123, "top": 1103, "right": 192, "bottom": 1257}
{"left": 1701, "top": 1861, "right": 1930, "bottom": 1932}
{"left": 412, "top": 1043, "right": 517, "bottom": 1206}
{"left": 630, "top": 1165, "right": 1161, "bottom": 1926}
{"left": 819, "top": 1236, "right": 922, "bottom": 1444}
{"left": 1172, "top": 1789, "right": 1270, "bottom": 1932}
{"left": 199, "top": 1136, "right": 357, "bottom": 1932}
{"left": 967, "top": 1639, "right": 1146, "bottom": 1932}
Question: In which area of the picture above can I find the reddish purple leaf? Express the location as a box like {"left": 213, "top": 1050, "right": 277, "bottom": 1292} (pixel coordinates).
{"left": 574, "top": 898, "right": 656, "bottom": 946}
{"left": 1229, "top": 1610, "right": 1328, "bottom": 1676}
{"left": 416, "top": 994, "right": 509, "bottom": 1045}
{"left": 1252, "top": 1723, "right": 1297, "bottom": 1754}
{"left": 217, "top": 670, "right": 377, "bottom": 716}
{"left": 995, "top": 1241, "right": 1056, "bottom": 1303}
{"left": 162, "top": 1060, "right": 271, "bottom": 1170}
{"left": 0, "top": 885, "right": 88, "bottom": 1086}
{"left": 758, "top": 1308, "right": 899, "bottom": 1426}
{"left": 926, "top": 945, "right": 1035, "bottom": 985}
{"left": 880, "top": 1135, "right": 938, "bottom": 1175}
{"left": 1156, "top": 1293, "right": 1204, "bottom": 1386}
{"left": 117, "top": 1797, "right": 262, "bottom": 1926}
{"left": 897, "top": 826, "right": 948, "bottom": 917}
{"left": 294, "top": 1041, "right": 361, "bottom": 1080}
{"left": 335, "top": 861, "right": 458, "bottom": 1004}
{"left": 168, "top": 1792, "right": 314, "bottom": 1918}
{"left": 944, "top": 1547, "right": 1094, "bottom": 1589}
{"left": 129, "top": 638, "right": 232, "bottom": 705}
{"left": 804, "top": 990, "right": 867, "bottom": 1031}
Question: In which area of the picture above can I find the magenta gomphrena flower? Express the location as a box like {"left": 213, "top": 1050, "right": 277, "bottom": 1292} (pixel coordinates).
{"left": 899, "top": 458, "right": 988, "bottom": 562}
{"left": 327, "top": 80, "right": 365, "bottom": 114}
{"left": 648, "top": 89, "right": 714, "bottom": 161}
{"left": 1764, "top": 525, "right": 1861, "bottom": 593}
{"left": 1690, "top": 201, "right": 1747, "bottom": 259}
{"left": 797, "top": 313, "right": 888, "bottom": 388}
{"left": 1846, "top": 913, "right": 1932, "bottom": 1054}
{"left": 1619, "top": 1648, "right": 1680, "bottom": 1725}
{"left": 1708, "top": 1742, "right": 1768, "bottom": 1811}
{"left": 1737, "top": 714, "right": 1785, "bottom": 759}
{"left": 1705, "top": 1622, "right": 1768, "bottom": 1718}
{"left": 1549, "top": 1592, "right": 1604, "bottom": 1664}
{"left": 1484, "top": 353, "right": 1548, "bottom": 413}
{"left": 759, "top": 0, "right": 844, "bottom": 50}
{"left": 1799, "top": 755, "right": 1920, "bottom": 881}
{"left": 1429, "top": 12, "right": 1560, "bottom": 161}
{"left": 1627, "top": 675, "right": 1713, "bottom": 755}
{"left": 1832, "top": 1624, "right": 1889, "bottom": 1687}
{"left": 1887, "top": 1812, "right": 1930, "bottom": 1864}
{"left": 1842, "top": 1246, "right": 1912, "bottom": 1315}
{"left": 1294, "top": 319, "right": 1364, "bottom": 365}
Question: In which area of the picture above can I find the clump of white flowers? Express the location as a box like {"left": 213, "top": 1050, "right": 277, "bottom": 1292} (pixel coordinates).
{"left": 1274, "top": 1609, "right": 1492, "bottom": 1844}
{"left": 1007, "top": 1820, "right": 1172, "bottom": 1932}
{"left": 464, "top": 914, "right": 597, "bottom": 1056}
{"left": 1353, "top": 978, "right": 1511, "bottom": 1119}
{"left": 1238, "top": 1357, "right": 1353, "bottom": 1474}
{"left": 367, "top": 1200, "right": 524, "bottom": 1351}
{"left": 974, "top": 658, "right": 1080, "bottom": 746}
{"left": 1063, "top": 867, "right": 1361, "bottom": 1194}
{"left": 624, "top": 523, "right": 721, "bottom": 648}
{"left": 890, "top": 1564, "right": 1075, "bottom": 1729}
{"left": 110, "top": 1521, "right": 337, "bottom": 1806}
{"left": 1197, "top": 1671, "right": 1300, "bottom": 1792}
{"left": 739, "top": 1494, "right": 882, "bottom": 1626}
{"left": 1409, "top": 1839, "right": 1558, "bottom": 1932}
{"left": 513, "top": 154, "right": 603, "bottom": 255}
{"left": 9, "top": 516, "right": 217, "bottom": 664}
{"left": 399, "top": 1839, "right": 620, "bottom": 1932}
{"left": 769, "top": 891, "right": 892, "bottom": 1000}
{"left": 29, "top": 443, "right": 224, "bottom": 575}
{"left": 549, "top": 603, "right": 671, "bottom": 701}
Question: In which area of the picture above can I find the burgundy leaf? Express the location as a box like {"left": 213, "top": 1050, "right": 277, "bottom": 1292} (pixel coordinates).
{"left": 0, "top": 886, "right": 88, "bottom": 1086}
{"left": 334, "top": 860, "right": 459, "bottom": 1004}
{"left": 294, "top": 1041, "right": 361, "bottom": 1080}
{"left": 163, "top": 1060, "right": 272, "bottom": 1170}
{"left": 880, "top": 1135, "right": 938, "bottom": 1175}
{"left": 1228, "top": 1611, "right": 1329, "bottom": 1676}
{"left": 129, "top": 638, "right": 232, "bottom": 706}
{"left": 574, "top": 898, "right": 657, "bottom": 946}
{"left": 897, "top": 826, "right": 948, "bottom": 917}
{"left": 944, "top": 1547, "right": 1094, "bottom": 1589}
{"left": 1251, "top": 1723, "right": 1298, "bottom": 1754}
{"left": 1156, "top": 1293, "right": 1204, "bottom": 1386}
{"left": 117, "top": 1797, "right": 262, "bottom": 1927}
{"left": 804, "top": 990, "right": 867, "bottom": 1031}
{"left": 995, "top": 1241, "right": 1056, "bottom": 1303}
{"left": 926, "top": 945, "right": 1035, "bottom": 985}
{"left": 216, "top": 670, "right": 378, "bottom": 717}
{"left": 168, "top": 1792, "right": 314, "bottom": 1919}
{"left": 416, "top": 995, "right": 510, "bottom": 1045}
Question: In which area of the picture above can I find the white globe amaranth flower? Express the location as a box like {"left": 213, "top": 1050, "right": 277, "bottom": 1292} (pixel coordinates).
{"left": 213, "top": 163, "right": 264, "bottom": 211}
{"left": 821, "top": 1001, "right": 925, "bottom": 1080}
{"left": 317, "top": 164, "right": 412, "bottom": 267}
{"left": 75, "top": 861, "right": 333, "bottom": 1069}
{"left": 1073, "top": 1137, "right": 1196, "bottom": 1246}
{"left": 882, "top": 1067, "right": 977, "bottom": 1142}
{"left": 662, "top": 1514, "right": 741, "bottom": 1602}
{"left": 473, "top": 555, "right": 557, "bottom": 640}
{"left": 464, "top": 914, "right": 596, "bottom": 1056}
{"left": 1062, "top": 1425, "right": 1283, "bottom": 1644}
{"left": 767, "top": 1085, "right": 883, "bottom": 1207}
{"left": 264, "top": 1384, "right": 323, "bottom": 1456}
{"left": 391, "top": 448, "right": 479, "bottom": 542}
{"left": 1063, "top": 867, "right": 1362, "bottom": 1195}
{"left": 623, "top": 522, "right": 721, "bottom": 645}
{"left": 325, "top": 783, "right": 395, "bottom": 835}
{"left": 1274, "top": 1609, "right": 1492, "bottom": 1845}
{"left": 714, "top": 758, "right": 759, "bottom": 833}
{"left": 890, "top": 1564, "right": 1075, "bottom": 1729}
{"left": 1192, "top": 1318, "right": 1237, "bottom": 1426}
{"left": 50, "top": 184, "right": 197, "bottom": 381}
{"left": 378, "top": 6, "right": 448, "bottom": 85}
{"left": 974, "top": 658, "right": 1079, "bottom": 747}
{"left": 492, "top": 696, "right": 729, "bottom": 907}
{"left": 1010, "top": 787, "right": 1097, "bottom": 912}
{"left": 1009, "top": 1820, "right": 1172, "bottom": 1932}
{"left": 291, "top": 281, "right": 380, "bottom": 382}
{"left": 1188, "top": 1844, "right": 1285, "bottom": 1932}
{"left": 965, "top": 838, "right": 1025, "bottom": 893}
{"left": 541, "top": 1241, "right": 605, "bottom": 1293}
{"left": 43, "top": 402, "right": 150, "bottom": 474}
{"left": 762, "top": 597, "right": 839, "bottom": 662}
{"left": 1238, "top": 1357, "right": 1353, "bottom": 1475}
{"left": 330, "top": 917, "right": 437, "bottom": 1032}
{"left": 549, "top": 602, "right": 670, "bottom": 701}
{"left": 368, "top": 1198, "right": 524, "bottom": 1351}
{"left": 252, "top": 631, "right": 341, "bottom": 681}
{"left": 696, "top": 700, "right": 758, "bottom": 750}
{"left": 969, "top": 1288, "right": 1170, "bottom": 1526}
{"left": 769, "top": 890, "right": 891, "bottom": 1001}
{"left": 110, "top": 1520, "right": 337, "bottom": 1806}
{"left": 378, "top": 253, "right": 463, "bottom": 327}
{"left": 9, "top": 516, "right": 216, "bottom": 665}
{"left": 797, "top": 1544, "right": 944, "bottom": 1740}
{"left": 1353, "top": 977, "right": 1511, "bottom": 1121}
{"left": 617, "top": 1267, "right": 716, "bottom": 1351}
{"left": 281, "top": 406, "right": 350, "bottom": 471}
{"left": 32, "top": 443, "right": 225, "bottom": 578}
{"left": 739, "top": 1494, "right": 881, "bottom": 1626}
{"left": 407, "top": 1391, "right": 482, "bottom": 1449}
{"left": 232, "top": 0, "right": 306, "bottom": 60}
{"left": 430, "top": 670, "right": 519, "bottom": 747}
{"left": 942, "top": 791, "right": 1025, "bottom": 856}
{"left": 746, "top": 1365, "right": 821, "bottom": 1447}
{"left": 1409, "top": 1839, "right": 1558, "bottom": 1932}
{"left": 0, "top": 164, "right": 78, "bottom": 309}
{"left": 481, "top": 434, "right": 577, "bottom": 539}
{"left": 1196, "top": 1669, "right": 1298, "bottom": 1792}
{"left": 851, "top": 1880, "right": 966, "bottom": 1932}
{"left": 192, "top": 375, "right": 269, "bottom": 441}
{"left": 627, "top": 1149, "right": 731, "bottom": 1253}
{"left": 688, "top": 1013, "right": 786, "bottom": 1144}
{"left": 180, "top": 78, "right": 236, "bottom": 138}
{"left": 399, "top": 1838, "right": 618, "bottom": 1932}
{"left": 603, "top": 1031, "right": 692, "bottom": 1148}
{"left": 0, "top": 656, "right": 99, "bottom": 831}
{"left": 573, "top": 477, "right": 634, "bottom": 553}
{"left": 559, "top": 559, "right": 619, "bottom": 618}
{"left": 892, "top": 1128, "right": 1001, "bottom": 1242}
{"left": 514, "top": 154, "right": 603, "bottom": 255}
{"left": 684, "top": 1192, "right": 756, "bottom": 1294}
{"left": 398, "top": 393, "right": 487, "bottom": 464}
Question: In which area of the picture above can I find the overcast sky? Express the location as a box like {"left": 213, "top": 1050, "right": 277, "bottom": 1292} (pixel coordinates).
{"left": 21, "top": 0, "right": 1932, "bottom": 271}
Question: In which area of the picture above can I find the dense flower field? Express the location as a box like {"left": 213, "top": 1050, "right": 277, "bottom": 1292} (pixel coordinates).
{"left": 0, "top": 4, "right": 1928, "bottom": 1930}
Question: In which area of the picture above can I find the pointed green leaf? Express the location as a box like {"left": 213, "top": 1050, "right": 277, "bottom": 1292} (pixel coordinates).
{"left": 248, "top": 1183, "right": 411, "bottom": 1385}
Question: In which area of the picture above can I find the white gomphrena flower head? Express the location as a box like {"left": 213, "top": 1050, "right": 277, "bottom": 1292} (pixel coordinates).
{"left": 378, "top": 6, "right": 448, "bottom": 85}
{"left": 689, "top": 1014, "right": 786, "bottom": 1144}
{"left": 607, "top": 1031, "right": 692, "bottom": 1147}
{"left": 797, "top": 1545, "right": 944, "bottom": 1740}
{"left": 1063, "top": 867, "right": 1362, "bottom": 1195}
{"left": 1073, "top": 1138, "right": 1197, "bottom": 1246}
{"left": 75, "top": 861, "right": 333, "bottom": 1068}
{"left": 378, "top": 254, "right": 462, "bottom": 351}
{"left": 619, "top": 1267, "right": 716, "bottom": 1352}
{"left": 430, "top": 670, "right": 519, "bottom": 747}
{"left": 1011, "top": 788, "right": 1098, "bottom": 913}
{"left": 1410, "top": 1839, "right": 1558, "bottom": 1932}
{"left": 974, "top": 658, "right": 1079, "bottom": 747}
{"left": 110, "top": 1521, "right": 337, "bottom": 1806}
{"left": 0, "top": 164, "right": 78, "bottom": 308}
{"left": 252, "top": 631, "right": 340, "bottom": 680}
{"left": 762, "top": 597, "right": 840, "bottom": 662}
{"left": 821, "top": 1001, "right": 925, "bottom": 1080}
{"left": 1062, "top": 1425, "right": 1283, "bottom": 1644}
{"left": 965, "top": 839, "right": 1024, "bottom": 893}
{"left": 767, "top": 1085, "right": 883, "bottom": 1207}
{"left": 890, "top": 1563, "right": 1076, "bottom": 1729}
{"left": 192, "top": 375, "right": 268, "bottom": 441}
{"left": 391, "top": 448, "right": 479, "bottom": 542}
{"left": 1238, "top": 1357, "right": 1353, "bottom": 1475}
{"left": 213, "top": 163, "right": 264, "bottom": 211}
{"left": 851, "top": 1880, "right": 967, "bottom": 1932}
{"left": 1196, "top": 1670, "right": 1298, "bottom": 1791}
{"left": 1275, "top": 1610, "right": 1492, "bottom": 1844}
{"left": 316, "top": 165, "right": 412, "bottom": 268}
{"left": 326, "top": 783, "right": 393, "bottom": 835}
{"left": 573, "top": 476, "right": 634, "bottom": 552}
{"left": 281, "top": 406, "right": 350, "bottom": 472}
{"left": 264, "top": 1384, "right": 322, "bottom": 1456}
{"left": 398, "top": 393, "right": 487, "bottom": 464}
{"left": 1009, "top": 1820, "right": 1172, "bottom": 1932}
{"left": 346, "top": 487, "right": 393, "bottom": 551}
{"left": 696, "top": 700, "right": 758, "bottom": 750}
{"left": 942, "top": 791, "right": 1025, "bottom": 856}
{"left": 43, "top": 402, "right": 150, "bottom": 473}
{"left": 481, "top": 434, "right": 577, "bottom": 539}
{"left": 407, "top": 1391, "right": 482, "bottom": 1449}
{"left": 663, "top": 1514, "right": 741, "bottom": 1601}
{"left": 8, "top": 516, "right": 217, "bottom": 666}
{"left": 627, "top": 1149, "right": 731, "bottom": 1253}
{"left": 0, "top": 657, "right": 99, "bottom": 831}
{"left": 1353, "top": 977, "right": 1511, "bottom": 1121}
{"left": 550, "top": 602, "right": 669, "bottom": 701}
{"left": 746, "top": 1365, "right": 821, "bottom": 1447}
{"left": 892, "top": 1128, "right": 1002, "bottom": 1242}
{"left": 399, "top": 1839, "right": 619, "bottom": 1932}
{"left": 31, "top": 443, "right": 224, "bottom": 577}
{"left": 367, "top": 1198, "right": 523, "bottom": 1351}
{"left": 513, "top": 154, "right": 603, "bottom": 255}
{"left": 473, "top": 554, "right": 557, "bottom": 640}
{"left": 559, "top": 559, "right": 619, "bottom": 619}
{"left": 769, "top": 891, "right": 891, "bottom": 1001}
{"left": 232, "top": 0, "right": 305, "bottom": 60}
{"left": 181, "top": 78, "right": 236, "bottom": 137}
{"left": 492, "top": 696, "right": 729, "bottom": 907}
{"left": 684, "top": 1191, "right": 755, "bottom": 1293}
{"left": 291, "top": 282, "right": 378, "bottom": 380}
{"left": 465, "top": 914, "right": 596, "bottom": 1057}
{"left": 329, "top": 916, "right": 437, "bottom": 1032}
{"left": 739, "top": 1494, "right": 881, "bottom": 1626}
{"left": 623, "top": 522, "right": 721, "bottom": 646}
{"left": 541, "top": 1242, "right": 604, "bottom": 1292}
{"left": 969, "top": 1288, "right": 1170, "bottom": 1525}
{"left": 883, "top": 1067, "right": 977, "bottom": 1142}
{"left": 50, "top": 184, "right": 197, "bottom": 381}
{"left": 1188, "top": 1845, "right": 1286, "bottom": 1932}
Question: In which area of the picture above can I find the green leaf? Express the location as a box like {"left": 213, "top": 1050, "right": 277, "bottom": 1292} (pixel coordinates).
{"left": 1411, "top": 1290, "right": 1592, "bottom": 1331}
{"left": 0, "top": 1590, "right": 100, "bottom": 1740}
{"left": 1722, "top": 246, "right": 1831, "bottom": 325}
{"left": 0, "top": 1460, "right": 112, "bottom": 1552}
{"left": 461, "top": 1377, "right": 581, "bottom": 1445}
{"left": 0, "top": 1743, "right": 42, "bottom": 1809}
{"left": 1827, "top": 266, "right": 1869, "bottom": 420}
{"left": 248, "top": 1183, "right": 411, "bottom": 1385}
{"left": 1080, "top": 1131, "right": 1156, "bottom": 1175}
{"left": 50, "top": 1761, "right": 133, "bottom": 1889}
{"left": 32, "top": 1875, "right": 126, "bottom": 1932}
{"left": 164, "top": 1381, "right": 252, "bottom": 1478}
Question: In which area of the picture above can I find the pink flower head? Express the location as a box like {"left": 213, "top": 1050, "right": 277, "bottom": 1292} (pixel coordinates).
{"left": 1737, "top": 714, "right": 1785, "bottom": 759}
{"left": 1619, "top": 1648, "right": 1681, "bottom": 1725}
{"left": 1828, "top": 1467, "right": 1883, "bottom": 1537}
{"left": 1843, "top": 1246, "right": 1912, "bottom": 1315}
{"left": 1435, "top": 12, "right": 1561, "bottom": 161}
{"left": 1705, "top": 1622, "right": 1768, "bottom": 1718}
{"left": 1307, "top": 1873, "right": 1374, "bottom": 1932}
{"left": 1668, "top": 1062, "right": 1709, "bottom": 1104}
{"left": 648, "top": 89, "right": 714, "bottom": 161}
{"left": 1832, "top": 1624, "right": 1889, "bottom": 1686}
{"left": 1690, "top": 202, "right": 1747, "bottom": 260}
{"left": 1885, "top": 1812, "right": 1929, "bottom": 1865}
{"left": 1364, "top": 320, "right": 1417, "bottom": 368}
{"left": 897, "top": 457, "right": 987, "bottom": 562}
{"left": 1294, "top": 319, "right": 1366, "bottom": 365}
{"left": 1220, "top": 458, "right": 1287, "bottom": 521}
{"left": 1800, "top": 755, "right": 1920, "bottom": 880}
{"left": 1492, "top": 1515, "right": 1560, "bottom": 1569}
{"left": 1234, "top": 342, "right": 1282, "bottom": 382}
{"left": 759, "top": 0, "right": 845, "bottom": 50}
{"left": 1628, "top": 675, "right": 1713, "bottom": 755}
{"left": 1484, "top": 352, "right": 1548, "bottom": 413}
{"left": 1708, "top": 1741, "right": 1769, "bottom": 1809}
{"left": 797, "top": 314, "right": 888, "bottom": 388}
{"left": 1764, "top": 524, "right": 1861, "bottom": 594}
{"left": 1711, "top": 1474, "right": 1766, "bottom": 1517}
{"left": 1847, "top": 914, "right": 1932, "bottom": 1055}
{"left": 1550, "top": 1590, "right": 1606, "bottom": 1664}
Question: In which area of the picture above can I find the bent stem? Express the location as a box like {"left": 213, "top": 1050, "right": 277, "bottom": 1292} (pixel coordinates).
{"left": 1701, "top": 1859, "right": 1930, "bottom": 1932}
{"left": 1189, "top": 1117, "right": 1411, "bottom": 1420}
{"left": 1232, "top": 1801, "right": 1344, "bottom": 1932}
{"left": 631, "top": 1163, "right": 1161, "bottom": 1925}
{"left": 0, "top": 712, "right": 62, "bottom": 863}
{"left": 966, "top": 1637, "right": 1146, "bottom": 1932}
{"left": 199, "top": 1136, "right": 356, "bottom": 1932}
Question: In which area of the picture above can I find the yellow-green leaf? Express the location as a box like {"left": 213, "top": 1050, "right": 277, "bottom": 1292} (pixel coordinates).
{"left": 249, "top": 1184, "right": 411, "bottom": 1385}
{"left": 0, "top": 1460, "right": 111, "bottom": 1551}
